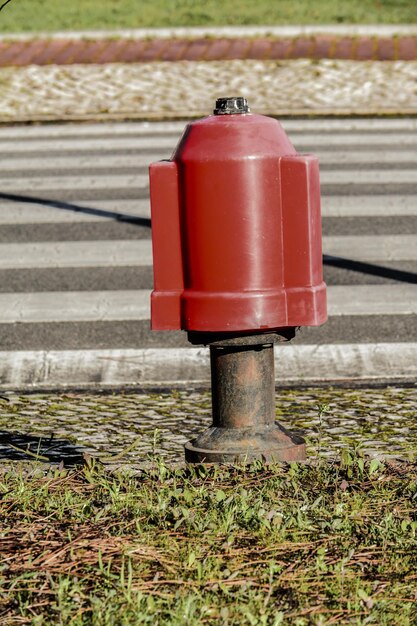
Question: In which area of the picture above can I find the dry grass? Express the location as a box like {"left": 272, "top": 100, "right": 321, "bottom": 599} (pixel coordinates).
{"left": 0, "top": 455, "right": 416, "bottom": 624}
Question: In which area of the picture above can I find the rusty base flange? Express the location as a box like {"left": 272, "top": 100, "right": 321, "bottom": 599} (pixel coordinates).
{"left": 184, "top": 423, "right": 306, "bottom": 464}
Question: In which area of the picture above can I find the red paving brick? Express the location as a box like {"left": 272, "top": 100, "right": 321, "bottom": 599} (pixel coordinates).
{"left": 269, "top": 39, "right": 293, "bottom": 59}
{"left": 204, "top": 38, "right": 233, "bottom": 60}
{"left": 6, "top": 40, "right": 41, "bottom": 66}
{"left": 377, "top": 38, "right": 395, "bottom": 61}
{"left": 140, "top": 39, "right": 171, "bottom": 62}
{"left": 94, "top": 39, "right": 131, "bottom": 64}
{"left": 160, "top": 39, "right": 188, "bottom": 61}
{"left": 0, "top": 41, "right": 24, "bottom": 65}
{"left": 224, "top": 38, "right": 251, "bottom": 60}
{"left": 334, "top": 37, "right": 355, "bottom": 59}
{"left": 118, "top": 39, "right": 148, "bottom": 63}
{"left": 58, "top": 40, "right": 87, "bottom": 64}
{"left": 248, "top": 38, "right": 273, "bottom": 60}
{"left": 27, "top": 39, "right": 67, "bottom": 65}
{"left": 356, "top": 36, "right": 376, "bottom": 60}
{"left": 71, "top": 40, "right": 107, "bottom": 64}
{"left": 0, "top": 35, "right": 415, "bottom": 66}
{"left": 398, "top": 36, "right": 417, "bottom": 60}
{"left": 289, "top": 37, "right": 314, "bottom": 59}
{"left": 181, "top": 39, "right": 211, "bottom": 61}
{"left": 311, "top": 35, "right": 334, "bottom": 59}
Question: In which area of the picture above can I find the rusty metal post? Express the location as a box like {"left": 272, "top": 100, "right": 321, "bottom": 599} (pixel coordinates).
{"left": 184, "top": 333, "right": 306, "bottom": 463}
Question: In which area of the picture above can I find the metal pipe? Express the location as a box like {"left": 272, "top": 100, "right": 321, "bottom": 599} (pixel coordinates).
{"left": 184, "top": 339, "right": 306, "bottom": 464}
{"left": 211, "top": 343, "right": 275, "bottom": 429}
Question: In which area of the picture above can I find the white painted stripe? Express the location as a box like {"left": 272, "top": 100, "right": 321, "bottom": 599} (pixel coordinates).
{"left": 0, "top": 291, "right": 149, "bottom": 323}
{"left": 0, "top": 241, "right": 152, "bottom": 269}
{"left": 0, "top": 236, "right": 415, "bottom": 270}
{"left": 0, "top": 122, "right": 186, "bottom": 139}
{"left": 318, "top": 151, "right": 417, "bottom": 165}
{"left": 0, "top": 119, "right": 415, "bottom": 140}
{"left": 319, "top": 170, "right": 417, "bottom": 184}
{"left": 0, "top": 199, "right": 150, "bottom": 224}
{"left": 0, "top": 137, "right": 178, "bottom": 153}
{"left": 291, "top": 133, "right": 417, "bottom": 147}
{"left": 323, "top": 234, "right": 417, "bottom": 261}
{"left": 0, "top": 153, "right": 164, "bottom": 171}
{"left": 0, "top": 133, "right": 415, "bottom": 154}
{"left": 1, "top": 152, "right": 416, "bottom": 172}
{"left": 321, "top": 196, "right": 417, "bottom": 217}
{"left": 328, "top": 285, "right": 417, "bottom": 316}
{"left": 0, "top": 171, "right": 415, "bottom": 194}
{"left": 282, "top": 119, "right": 417, "bottom": 132}
{"left": 0, "top": 285, "right": 415, "bottom": 324}
{"left": 0, "top": 196, "right": 413, "bottom": 224}
{"left": 0, "top": 174, "right": 149, "bottom": 191}
{"left": 0, "top": 343, "right": 415, "bottom": 389}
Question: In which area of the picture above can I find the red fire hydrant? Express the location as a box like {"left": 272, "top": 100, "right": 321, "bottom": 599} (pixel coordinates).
{"left": 150, "top": 97, "right": 327, "bottom": 463}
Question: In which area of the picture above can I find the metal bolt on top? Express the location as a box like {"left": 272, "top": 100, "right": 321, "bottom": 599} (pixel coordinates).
{"left": 213, "top": 96, "right": 250, "bottom": 115}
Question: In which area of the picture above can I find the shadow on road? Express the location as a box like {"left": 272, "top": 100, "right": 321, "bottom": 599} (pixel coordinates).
{"left": 323, "top": 255, "right": 417, "bottom": 284}
{"left": 0, "top": 192, "right": 151, "bottom": 227}
{"left": 2, "top": 192, "right": 416, "bottom": 283}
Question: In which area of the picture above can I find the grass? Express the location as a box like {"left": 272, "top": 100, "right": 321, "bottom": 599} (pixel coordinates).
{"left": 0, "top": 0, "right": 416, "bottom": 33}
{"left": 1, "top": 454, "right": 416, "bottom": 625}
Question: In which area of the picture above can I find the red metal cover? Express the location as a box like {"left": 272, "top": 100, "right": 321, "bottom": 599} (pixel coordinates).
{"left": 150, "top": 111, "right": 327, "bottom": 332}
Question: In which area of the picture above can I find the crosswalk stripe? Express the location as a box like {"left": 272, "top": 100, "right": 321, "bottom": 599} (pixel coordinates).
{"left": 317, "top": 151, "right": 417, "bottom": 165}
{"left": 0, "top": 122, "right": 187, "bottom": 139}
{"left": 2, "top": 150, "right": 416, "bottom": 171}
{"left": 0, "top": 196, "right": 414, "bottom": 225}
{"left": 1, "top": 235, "right": 415, "bottom": 269}
{"left": 0, "top": 199, "right": 150, "bottom": 224}
{"left": 1, "top": 169, "right": 416, "bottom": 188}
{"left": 1, "top": 170, "right": 416, "bottom": 192}
{"left": 0, "top": 174, "right": 149, "bottom": 191}
{"left": 0, "top": 154, "right": 163, "bottom": 171}
{"left": 0, "top": 284, "right": 415, "bottom": 324}
{"left": 319, "top": 170, "right": 417, "bottom": 184}
{"left": 323, "top": 235, "right": 417, "bottom": 261}
{"left": 0, "top": 118, "right": 415, "bottom": 140}
{"left": 321, "top": 196, "right": 417, "bottom": 217}
{"left": 327, "top": 285, "right": 417, "bottom": 315}
{"left": 0, "top": 291, "right": 150, "bottom": 323}
{"left": 0, "top": 137, "right": 178, "bottom": 153}
{"left": 0, "top": 241, "right": 151, "bottom": 269}
{"left": 0, "top": 132, "right": 415, "bottom": 154}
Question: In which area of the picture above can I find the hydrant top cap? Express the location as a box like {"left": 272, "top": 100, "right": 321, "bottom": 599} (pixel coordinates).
{"left": 213, "top": 96, "right": 250, "bottom": 115}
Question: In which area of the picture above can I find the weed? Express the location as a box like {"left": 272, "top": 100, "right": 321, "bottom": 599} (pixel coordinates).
{"left": 0, "top": 456, "right": 416, "bottom": 624}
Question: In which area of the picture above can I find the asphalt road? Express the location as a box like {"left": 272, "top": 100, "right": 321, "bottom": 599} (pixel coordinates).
{"left": 0, "top": 118, "right": 416, "bottom": 387}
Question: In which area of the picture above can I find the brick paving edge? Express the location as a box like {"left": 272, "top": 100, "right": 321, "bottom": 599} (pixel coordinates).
{"left": 1, "top": 34, "right": 416, "bottom": 65}
{"left": 1, "top": 109, "right": 416, "bottom": 125}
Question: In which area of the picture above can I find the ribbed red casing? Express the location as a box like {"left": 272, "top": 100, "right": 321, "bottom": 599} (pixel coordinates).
{"left": 150, "top": 112, "right": 327, "bottom": 332}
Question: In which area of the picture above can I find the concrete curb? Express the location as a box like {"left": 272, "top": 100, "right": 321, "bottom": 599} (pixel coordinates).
{"left": 1, "top": 344, "right": 416, "bottom": 391}
{"left": 1, "top": 25, "right": 417, "bottom": 42}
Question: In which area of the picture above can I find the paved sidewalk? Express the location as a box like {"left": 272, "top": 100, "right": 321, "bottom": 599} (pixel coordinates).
{"left": 0, "top": 26, "right": 416, "bottom": 121}
{"left": 0, "top": 386, "right": 416, "bottom": 470}
{"left": 1, "top": 59, "right": 416, "bottom": 121}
